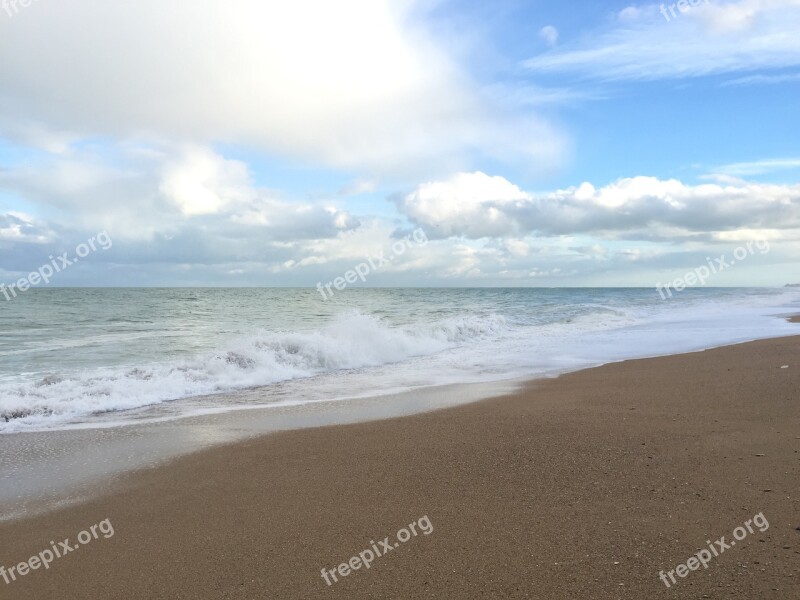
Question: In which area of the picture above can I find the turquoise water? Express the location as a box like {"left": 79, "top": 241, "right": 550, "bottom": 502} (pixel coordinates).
{"left": 1, "top": 287, "right": 798, "bottom": 432}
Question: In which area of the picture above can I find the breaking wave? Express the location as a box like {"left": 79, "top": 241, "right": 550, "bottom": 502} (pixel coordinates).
{"left": 0, "top": 312, "right": 509, "bottom": 432}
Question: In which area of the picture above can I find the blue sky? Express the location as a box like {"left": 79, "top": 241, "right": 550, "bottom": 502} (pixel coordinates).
{"left": 1, "top": 0, "right": 799, "bottom": 287}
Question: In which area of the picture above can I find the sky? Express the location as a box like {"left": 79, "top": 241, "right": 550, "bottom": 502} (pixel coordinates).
{"left": 0, "top": 0, "right": 799, "bottom": 288}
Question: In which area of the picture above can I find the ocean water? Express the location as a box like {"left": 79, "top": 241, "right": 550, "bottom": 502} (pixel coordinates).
{"left": 1, "top": 287, "right": 798, "bottom": 433}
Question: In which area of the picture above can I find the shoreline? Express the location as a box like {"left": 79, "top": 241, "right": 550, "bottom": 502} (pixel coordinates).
{"left": 4, "top": 317, "right": 800, "bottom": 522}
{"left": 0, "top": 379, "right": 524, "bottom": 522}
{"left": 1, "top": 334, "right": 799, "bottom": 598}
{"left": 3, "top": 316, "right": 800, "bottom": 522}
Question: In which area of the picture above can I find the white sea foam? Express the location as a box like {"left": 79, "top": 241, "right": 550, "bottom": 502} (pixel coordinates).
{"left": 0, "top": 312, "right": 510, "bottom": 432}
{"left": 1, "top": 289, "right": 798, "bottom": 433}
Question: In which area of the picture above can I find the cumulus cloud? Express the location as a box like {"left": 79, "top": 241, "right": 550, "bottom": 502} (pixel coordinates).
{"left": 160, "top": 147, "right": 255, "bottom": 217}
{"left": 0, "top": 0, "right": 564, "bottom": 175}
{"left": 0, "top": 212, "right": 55, "bottom": 245}
{"left": 0, "top": 143, "right": 357, "bottom": 248}
{"left": 396, "top": 171, "right": 800, "bottom": 240}
{"left": 523, "top": 0, "right": 800, "bottom": 81}
{"left": 395, "top": 172, "right": 526, "bottom": 238}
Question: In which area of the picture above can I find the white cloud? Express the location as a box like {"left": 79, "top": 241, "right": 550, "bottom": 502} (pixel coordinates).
{"left": 484, "top": 83, "right": 604, "bottom": 107}
{"left": 0, "top": 212, "right": 55, "bottom": 245}
{"left": 0, "top": 118, "right": 76, "bottom": 155}
{"left": 695, "top": 0, "right": 779, "bottom": 33}
{"left": 523, "top": 0, "right": 800, "bottom": 81}
{"left": 619, "top": 6, "right": 646, "bottom": 22}
{"left": 160, "top": 147, "right": 254, "bottom": 216}
{"left": 711, "top": 157, "right": 800, "bottom": 176}
{"left": 396, "top": 172, "right": 800, "bottom": 240}
{"left": 396, "top": 172, "right": 526, "bottom": 238}
{"left": 0, "top": 0, "right": 564, "bottom": 175}
{"left": 722, "top": 71, "right": 800, "bottom": 85}
{"left": 539, "top": 25, "right": 559, "bottom": 47}
{"left": 503, "top": 238, "right": 530, "bottom": 257}
{"left": 0, "top": 143, "right": 356, "bottom": 244}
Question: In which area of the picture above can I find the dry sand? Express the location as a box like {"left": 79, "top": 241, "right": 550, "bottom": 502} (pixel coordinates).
{"left": 1, "top": 336, "right": 799, "bottom": 599}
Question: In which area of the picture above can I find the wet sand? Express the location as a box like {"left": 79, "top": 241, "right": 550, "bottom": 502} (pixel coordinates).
{"left": 1, "top": 336, "right": 799, "bottom": 599}
{"left": 0, "top": 380, "right": 520, "bottom": 521}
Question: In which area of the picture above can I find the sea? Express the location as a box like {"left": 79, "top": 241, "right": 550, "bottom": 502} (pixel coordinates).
{"left": 1, "top": 287, "right": 798, "bottom": 434}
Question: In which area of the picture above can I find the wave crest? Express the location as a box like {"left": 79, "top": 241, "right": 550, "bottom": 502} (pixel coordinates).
{"left": 0, "top": 311, "right": 508, "bottom": 432}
